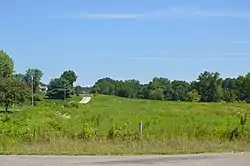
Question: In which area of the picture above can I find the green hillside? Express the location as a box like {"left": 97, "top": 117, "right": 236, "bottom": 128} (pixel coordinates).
{"left": 0, "top": 95, "right": 250, "bottom": 155}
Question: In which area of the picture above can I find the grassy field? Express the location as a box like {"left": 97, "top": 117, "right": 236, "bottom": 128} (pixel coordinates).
{"left": 0, "top": 94, "right": 250, "bottom": 155}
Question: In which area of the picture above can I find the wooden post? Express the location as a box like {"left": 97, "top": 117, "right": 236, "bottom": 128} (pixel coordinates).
{"left": 139, "top": 121, "right": 143, "bottom": 139}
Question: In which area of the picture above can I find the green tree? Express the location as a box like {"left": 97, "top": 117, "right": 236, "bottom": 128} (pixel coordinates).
{"left": 0, "top": 78, "right": 29, "bottom": 112}
{"left": 81, "top": 86, "right": 91, "bottom": 94}
{"left": 196, "top": 71, "right": 223, "bottom": 102}
{"left": 60, "top": 70, "right": 78, "bottom": 87}
{"left": 148, "top": 89, "right": 165, "bottom": 100}
{"left": 235, "top": 75, "right": 245, "bottom": 101}
{"left": 91, "top": 84, "right": 100, "bottom": 94}
{"left": 137, "top": 84, "right": 148, "bottom": 99}
{"left": 147, "top": 77, "right": 172, "bottom": 100}
{"left": 46, "top": 78, "right": 73, "bottom": 99}
{"left": 24, "top": 68, "right": 43, "bottom": 93}
{"left": 91, "top": 78, "right": 116, "bottom": 95}
{"left": 236, "top": 73, "right": 250, "bottom": 102}
{"left": 0, "top": 49, "right": 14, "bottom": 78}
{"left": 244, "top": 73, "right": 250, "bottom": 102}
{"left": 171, "top": 80, "right": 190, "bottom": 101}
{"left": 75, "top": 85, "right": 83, "bottom": 96}
{"left": 189, "top": 81, "right": 199, "bottom": 91}
{"left": 222, "top": 78, "right": 238, "bottom": 102}
{"left": 13, "top": 73, "right": 26, "bottom": 82}
{"left": 116, "top": 79, "right": 141, "bottom": 98}
{"left": 148, "top": 77, "right": 171, "bottom": 90}
{"left": 60, "top": 70, "right": 78, "bottom": 96}
{"left": 222, "top": 90, "right": 237, "bottom": 102}
{"left": 114, "top": 80, "right": 126, "bottom": 97}
{"left": 222, "top": 78, "right": 237, "bottom": 91}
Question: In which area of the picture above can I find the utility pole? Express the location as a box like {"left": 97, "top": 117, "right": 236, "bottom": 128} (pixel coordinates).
{"left": 31, "top": 75, "right": 34, "bottom": 106}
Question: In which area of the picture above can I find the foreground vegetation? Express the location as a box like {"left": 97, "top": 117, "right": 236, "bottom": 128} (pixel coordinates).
{"left": 0, "top": 95, "right": 250, "bottom": 155}
{"left": 1, "top": 49, "right": 250, "bottom": 155}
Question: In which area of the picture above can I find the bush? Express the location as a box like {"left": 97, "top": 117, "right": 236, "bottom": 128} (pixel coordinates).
{"left": 108, "top": 123, "right": 134, "bottom": 140}
{"left": 186, "top": 89, "right": 200, "bottom": 102}
{"left": 226, "top": 113, "right": 249, "bottom": 141}
{"left": 223, "top": 90, "right": 237, "bottom": 102}
{"left": 27, "top": 92, "right": 45, "bottom": 102}
{"left": 78, "top": 123, "right": 96, "bottom": 140}
{"left": 63, "top": 101, "right": 79, "bottom": 108}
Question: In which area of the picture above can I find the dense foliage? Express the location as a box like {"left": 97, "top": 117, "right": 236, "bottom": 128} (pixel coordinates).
{"left": 0, "top": 50, "right": 29, "bottom": 111}
{"left": 92, "top": 72, "right": 250, "bottom": 103}
{"left": 46, "top": 77, "right": 72, "bottom": 99}
{"left": 0, "top": 77, "right": 29, "bottom": 111}
{"left": 0, "top": 50, "right": 14, "bottom": 78}
{"left": 46, "top": 70, "right": 77, "bottom": 99}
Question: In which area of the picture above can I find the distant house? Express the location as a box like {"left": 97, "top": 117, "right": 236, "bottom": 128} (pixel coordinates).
{"left": 82, "top": 87, "right": 92, "bottom": 94}
{"left": 39, "top": 84, "right": 48, "bottom": 93}
{"left": 74, "top": 86, "right": 92, "bottom": 95}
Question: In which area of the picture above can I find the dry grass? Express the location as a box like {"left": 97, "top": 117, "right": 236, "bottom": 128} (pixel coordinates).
{"left": 2, "top": 138, "right": 250, "bottom": 155}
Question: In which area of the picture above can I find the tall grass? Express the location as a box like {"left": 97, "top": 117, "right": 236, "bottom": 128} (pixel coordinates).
{"left": 0, "top": 94, "right": 250, "bottom": 154}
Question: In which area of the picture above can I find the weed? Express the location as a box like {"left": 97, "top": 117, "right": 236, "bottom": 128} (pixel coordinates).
{"left": 78, "top": 123, "right": 97, "bottom": 140}
{"left": 0, "top": 95, "right": 250, "bottom": 154}
{"left": 226, "top": 112, "right": 249, "bottom": 141}
{"left": 63, "top": 101, "right": 79, "bottom": 108}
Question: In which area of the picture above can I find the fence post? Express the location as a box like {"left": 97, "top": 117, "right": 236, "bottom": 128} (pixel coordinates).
{"left": 139, "top": 121, "right": 143, "bottom": 139}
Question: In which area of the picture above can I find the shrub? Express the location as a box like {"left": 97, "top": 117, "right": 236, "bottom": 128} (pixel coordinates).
{"left": 63, "top": 101, "right": 79, "bottom": 108}
{"left": 108, "top": 123, "right": 134, "bottom": 140}
{"left": 78, "top": 123, "right": 96, "bottom": 140}
{"left": 223, "top": 90, "right": 237, "bottom": 102}
{"left": 186, "top": 89, "right": 200, "bottom": 102}
{"left": 226, "top": 113, "right": 249, "bottom": 141}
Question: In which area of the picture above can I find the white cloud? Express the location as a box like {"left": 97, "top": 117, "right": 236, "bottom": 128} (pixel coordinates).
{"left": 80, "top": 13, "right": 143, "bottom": 20}
{"left": 128, "top": 56, "right": 169, "bottom": 60}
{"left": 64, "top": 6, "right": 250, "bottom": 20}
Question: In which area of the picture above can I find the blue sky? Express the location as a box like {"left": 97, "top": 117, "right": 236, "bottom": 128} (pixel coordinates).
{"left": 1, "top": 0, "right": 250, "bottom": 86}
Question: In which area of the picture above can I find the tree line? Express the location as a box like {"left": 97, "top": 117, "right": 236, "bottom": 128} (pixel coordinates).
{"left": 1, "top": 48, "right": 250, "bottom": 112}
{"left": 91, "top": 71, "right": 250, "bottom": 103}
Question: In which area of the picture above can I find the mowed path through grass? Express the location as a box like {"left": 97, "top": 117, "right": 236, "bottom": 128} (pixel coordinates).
{"left": 0, "top": 95, "right": 250, "bottom": 155}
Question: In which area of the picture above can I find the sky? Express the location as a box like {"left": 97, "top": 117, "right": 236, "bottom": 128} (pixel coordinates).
{"left": 0, "top": 0, "right": 250, "bottom": 86}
